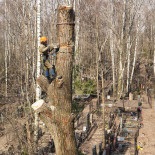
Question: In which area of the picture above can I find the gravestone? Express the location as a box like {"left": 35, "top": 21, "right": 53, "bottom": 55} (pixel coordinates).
{"left": 86, "top": 113, "right": 90, "bottom": 131}
{"left": 137, "top": 95, "right": 141, "bottom": 102}
{"left": 90, "top": 113, "right": 93, "bottom": 125}
{"left": 92, "top": 145, "right": 97, "bottom": 155}
{"left": 17, "top": 106, "right": 24, "bottom": 118}
{"left": 107, "top": 95, "right": 110, "bottom": 100}
{"left": 75, "top": 132, "right": 82, "bottom": 147}
{"left": 0, "top": 113, "right": 4, "bottom": 124}
{"left": 129, "top": 93, "right": 133, "bottom": 101}
{"left": 74, "top": 114, "right": 80, "bottom": 128}
{"left": 98, "top": 142, "right": 103, "bottom": 155}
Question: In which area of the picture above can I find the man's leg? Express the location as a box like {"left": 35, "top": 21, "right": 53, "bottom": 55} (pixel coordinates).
{"left": 45, "top": 61, "right": 56, "bottom": 81}
{"left": 49, "top": 65, "right": 56, "bottom": 78}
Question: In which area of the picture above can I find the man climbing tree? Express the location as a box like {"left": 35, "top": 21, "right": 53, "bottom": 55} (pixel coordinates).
{"left": 39, "top": 36, "right": 59, "bottom": 82}
{"left": 32, "top": 6, "right": 78, "bottom": 155}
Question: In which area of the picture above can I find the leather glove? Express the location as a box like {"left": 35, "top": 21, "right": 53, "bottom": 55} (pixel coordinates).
{"left": 54, "top": 47, "right": 59, "bottom": 53}
{"left": 49, "top": 45, "right": 54, "bottom": 50}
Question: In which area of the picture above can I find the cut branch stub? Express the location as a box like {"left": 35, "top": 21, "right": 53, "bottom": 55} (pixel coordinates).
{"left": 31, "top": 99, "right": 51, "bottom": 113}
{"left": 36, "top": 75, "right": 49, "bottom": 92}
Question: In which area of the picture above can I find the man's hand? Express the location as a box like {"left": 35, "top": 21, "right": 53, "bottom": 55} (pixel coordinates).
{"left": 54, "top": 47, "right": 59, "bottom": 53}
{"left": 54, "top": 44, "right": 60, "bottom": 52}
{"left": 56, "top": 43, "right": 60, "bottom": 48}
{"left": 48, "top": 45, "right": 54, "bottom": 51}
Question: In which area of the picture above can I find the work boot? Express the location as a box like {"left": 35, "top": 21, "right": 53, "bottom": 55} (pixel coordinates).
{"left": 46, "top": 76, "right": 53, "bottom": 83}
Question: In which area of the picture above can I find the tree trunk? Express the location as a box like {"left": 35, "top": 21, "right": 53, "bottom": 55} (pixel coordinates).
{"left": 109, "top": 0, "right": 116, "bottom": 99}
{"left": 117, "top": 0, "right": 127, "bottom": 99}
{"left": 101, "top": 70, "right": 105, "bottom": 149}
{"left": 33, "top": 6, "right": 77, "bottom": 155}
{"left": 130, "top": 16, "right": 139, "bottom": 84}
{"left": 4, "top": 0, "right": 8, "bottom": 98}
{"left": 154, "top": 42, "right": 155, "bottom": 76}
{"left": 126, "top": 35, "right": 131, "bottom": 93}
{"left": 95, "top": 0, "right": 100, "bottom": 107}
{"left": 34, "top": 0, "right": 41, "bottom": 147}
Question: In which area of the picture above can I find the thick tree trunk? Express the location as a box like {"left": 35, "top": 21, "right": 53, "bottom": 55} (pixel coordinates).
{"left": 33, "top": 6, "right": 77, "bottom": 155}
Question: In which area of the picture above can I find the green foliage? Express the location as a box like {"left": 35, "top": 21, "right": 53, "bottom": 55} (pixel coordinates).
{"left": 73, "top": 65, "right": 80, "bottom": 80}
{"left": 72, "top": 100, "right": 84, "bottom": 114}
{"left": 138, "top": 102, "right": 142, "bottom": 106}
{"left": 82, "top": 79, "right": 96, "bottom": 94}
{"left": 21, "top": 149, "right": 29, "bottom": 155}
{"left": 74, "top": 78, "right": 96, "bottom": 94}
{"left": 78, "top": 150, "right": 86, "bottom": 155}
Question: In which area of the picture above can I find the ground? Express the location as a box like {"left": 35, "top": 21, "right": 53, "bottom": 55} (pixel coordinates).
{"left": 138, "top": 105, "right": 155, "bottom": 154}
{"left": 79, "top": 93, "right": 155, "bottom": 155}
{"left": 0, "top": 93, "right": 155, "bottom": 155}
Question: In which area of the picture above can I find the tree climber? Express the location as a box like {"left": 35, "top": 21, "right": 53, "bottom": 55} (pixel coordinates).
{"left": 39, "top": 36, "right": 59, "bottom": 82}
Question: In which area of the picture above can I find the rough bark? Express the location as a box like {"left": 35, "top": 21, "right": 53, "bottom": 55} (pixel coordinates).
{"left": 33, "top": 6, "right": 77, "bottom": 155}
{"left": 101, "top": 70, "right": 105, "bottom": 149}
{"left": 34, "top": 0, "right": 41, "bottom": 147}
{"left": 109, "top": 0, "right": 116, "bottom": 98}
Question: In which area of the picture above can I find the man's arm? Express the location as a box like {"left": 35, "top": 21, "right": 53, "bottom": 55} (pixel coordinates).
{"left": 39, "top": 44, "right": 49, "bottom": 55}
{"left": 49, "top": 45, "right": 54, "bottom": 51}
{"left": 39, "top": 44, "right": 55, "bottom": 54}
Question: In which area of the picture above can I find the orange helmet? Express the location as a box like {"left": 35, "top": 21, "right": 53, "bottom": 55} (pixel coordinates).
{"left": 40, "top": 36, "right": 47, "bottom": 43}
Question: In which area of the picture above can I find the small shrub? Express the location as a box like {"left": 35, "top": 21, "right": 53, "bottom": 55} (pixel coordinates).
{"left": 74, "top": 79, "right": 96, "bottom": 95}
{"left": 72, "top": 100, "right": 84, "bottom": 114}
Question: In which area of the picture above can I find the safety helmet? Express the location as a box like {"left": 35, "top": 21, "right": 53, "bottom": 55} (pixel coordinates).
{"left": 40, "top": 36, "right": 47, "bottom": 43}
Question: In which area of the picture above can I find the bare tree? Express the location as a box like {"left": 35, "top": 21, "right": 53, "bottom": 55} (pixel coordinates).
{"left": 33, "top": 6, "right": 77, "bottom": 155}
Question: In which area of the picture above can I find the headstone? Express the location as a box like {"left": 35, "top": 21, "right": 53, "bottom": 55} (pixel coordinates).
{"left": 129, "top": 93, "right": 133, "bottom": 101}
{"left": 86, "top": 113, "right": 90, "bottom": 131}
{"left": 17, "top": 106, "right": 24, "bottom": 118}
{"left": 137, "top": 95, "right": 141, "bottom": 102}
{"left": 92, "top": 145, "right": 97, "bottom": 155}
{"left": 98, "top": 142, "right": 102, "bottom": 155}
{"left": 76, "top": 114, "right": 80, "bottom": 128}
{"left": 74, "top": 120, "right": 77, "bottom": 128}
{"left": 117, "top": 136, "right": 125, "bottom": 141}
{"left": 118, "top": 144, "right": 123, "bottom": 151}
{"left": 107, "top": 95, "right": 110, "bottom": 100}
{"left": 81, "top": 132, "right": 86, "bottom": 142}
{"left": 38, "top": 127, "right": 43, "bottom": 139}
{"left": 83, "top": 126, "right": 87, "bottom": 132}
{"left": 0, "top": 113, "right": 4, "bottom": 124}
{"left": 75, "top": 132, "right": 81, "bottom": 147}
{"left": 90, "top": 113, "right": 93, "bottom": 125}
{"left": 48, "top": 138, "right": 55, "bottom": 153}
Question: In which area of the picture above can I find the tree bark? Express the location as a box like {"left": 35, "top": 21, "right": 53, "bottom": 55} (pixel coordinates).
{"left": 34, "top": 0, "right": 41, "bottom": 147}
{"left": 109, "top": 0, "right": 116, "bottom": 99}
{"left": 4, "top": 0, "right": 8, "bottom": 98}
{"left": 33, "top": 6, "right": 77, "bottom": 155}
{"left": 101, "top": 70, "right": 105, "bottom": 149}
